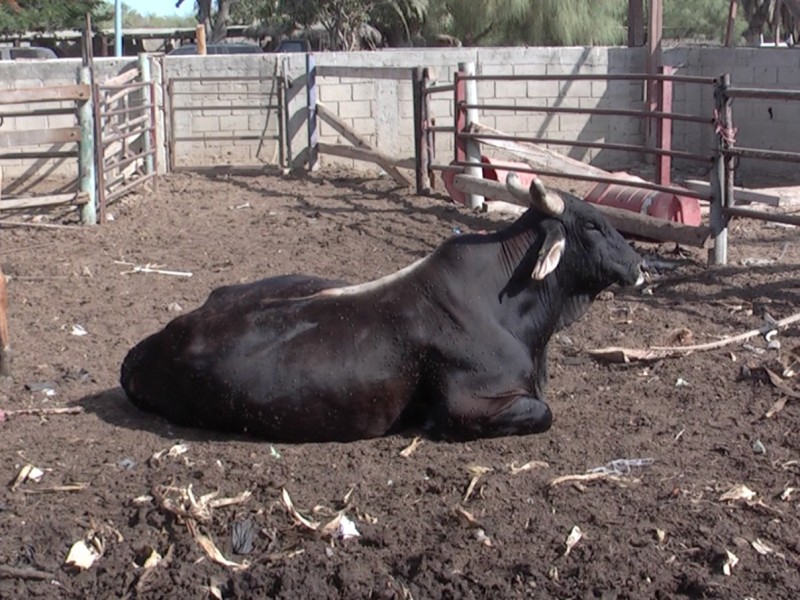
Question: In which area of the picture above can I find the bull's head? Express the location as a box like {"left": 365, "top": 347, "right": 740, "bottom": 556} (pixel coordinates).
{"left": 505, "top": 173, "right": 645, "bottom": 290}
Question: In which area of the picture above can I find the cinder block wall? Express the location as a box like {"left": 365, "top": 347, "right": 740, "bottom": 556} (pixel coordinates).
{"left": 1, "top": 47, "right": 799, "bottom": 188}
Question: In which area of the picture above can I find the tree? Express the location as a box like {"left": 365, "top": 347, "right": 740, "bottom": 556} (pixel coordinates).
{"left": 176, "top": 0, "right": 234, "bottom": 42}
{"left": 0, "top": 0, "right": 112, "bottom": 34}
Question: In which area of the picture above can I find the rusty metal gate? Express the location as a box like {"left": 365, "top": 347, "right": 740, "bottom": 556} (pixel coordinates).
{"left": 93, "top": 66, "right": 158, "bottom": 223}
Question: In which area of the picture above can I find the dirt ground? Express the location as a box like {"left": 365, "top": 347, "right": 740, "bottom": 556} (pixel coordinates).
{"left": 0, "top": 169, "right": 798, "bottom": 599}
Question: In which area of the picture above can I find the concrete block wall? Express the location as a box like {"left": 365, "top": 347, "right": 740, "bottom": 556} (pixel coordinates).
{"left": 163, "top": 54, "right": 300, "bottom": 169}
{"left": 664, "top": 46, "right": 800, "bottom": 181}
{"left": 2, "top": 46, "right": 800, "bottom": 188}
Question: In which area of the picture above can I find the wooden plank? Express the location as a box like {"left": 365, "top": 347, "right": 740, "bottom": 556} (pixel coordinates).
{"left": 724, "top": 205, "right": 800, "bottom": 227}
{"left": 469, "top": 122, "right": 613, "bottom": 179}
{"left": 683, "top": 179, "right": 781, "bottom": 206}
{"left": 0, "top": 127, "right": 80, "bottom": 149}
{"left": 452, "top": 174, "right": 710, "bottom": 247}
{"left": 0, "top": 192, "right": 88, "bottom": 210}
{"left": 101, "top": 68, "right": 140, "bottom": 88}
{"left": 0, "top": 84, "right": 90, "bottom": 106}
{"left": 316, "top": 100, "right": 412, "bottom": 186}
{"left": 318, "top": 142, "right": 415, "bottom": 174}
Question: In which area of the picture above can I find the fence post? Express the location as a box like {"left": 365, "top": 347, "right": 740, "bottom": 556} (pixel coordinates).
{"left": 710, "top": 73, "right": 732, "bottom": 266}
{"left": 78, "top": 66, "right": 97, "bottom": 225}
{"left": 138, "top": 54, "right": 155, "bottom": 177}
{"left": 306, "top": 53, "right": 319, "bottom": 171}
{"left": 655, "top": 65, "right": 673, "bottom": 186}
{"left": 457, "top": 61, "right": 484, "bottom": 209}
{"left": 412, "top": 67, "right": 430, "bottom": 195}
{"left": 152, "top": 56, "right": 168, "bottom": 174}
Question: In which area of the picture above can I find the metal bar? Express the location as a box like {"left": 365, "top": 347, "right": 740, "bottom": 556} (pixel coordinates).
{"left": 168, "top": 79, "right": 175, "bottom": 172}
{"left": 724, "top": 146, "right": 800, "bottom": 163}
{"left": 277, "top": 77, "right": 285, "bottom": 169}
{"left": 78, "top": 66, "right": 96, "bottom": 225}
{"left": 102, "top": 125, "right": 154, "bottom": 146}
{"left": 174, "top": 135, "right": 281, "bottom": 142}
{"left": 170, "top": 76, "right": 282, "bottom": 83}
{"left": 459, "top": 61, "right": 483, "bottom": 208}
{"left": 459, "top": 132, "right": 712, "bottom": 163}
{"left": 139, "top": 54, "right": 154, "bottom": 178}
{"left": 307, "top": 53, "right": 318, "bottom": 170}
{"left": 448, "top": 161, "right": 711, "bottom": 201}
{"left": 105, "top": 172, "right": 157, "bottom": 203}
{"left": 97, "top": 81, "right": 150, "bottom": 91}
{"left": 171, "top": 103, "right": 282, "bottom": 111}
{"left": 0, "top": 107, "right": 76, "bottom": 119}
{"left": 412, "top": 66, "right": 427, "bottom": 195}
{"left": 459, "top": 102, "right": 711, "bottom": 125}
{"left": 101, "top": 103, "right": 153, "bottom": 119}
{"left": 423, "top": 84, "right": 456, "bottom": 95}
{"left": 91, "top": 65, "right": 107, "bottom": 224}
{"left": 425, "top": 125, "right": 455, "bottom": 133}
{"left": 710, "top": 73, "right": 731, "bottom": 265}
{"left": 724, "top": 205, "right": 800, "bottom": 226}
{"left": 457, "top": 73, "right": 715, "bottom": 84}
{"left": 726, "top": 87, "right": 800, "bottom": 101}
{"left": 104, "top": 148, "right": 155, "bottom": 174}
{"left": 0, "top": 151, "right": 77, "bottom": 159}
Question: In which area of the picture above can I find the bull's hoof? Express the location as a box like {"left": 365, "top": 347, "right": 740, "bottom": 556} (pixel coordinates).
{"left": 0, "top": 348, "right": 12, "bottom": 377}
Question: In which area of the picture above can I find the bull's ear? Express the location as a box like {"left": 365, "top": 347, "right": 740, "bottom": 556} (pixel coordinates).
{"left": 532, "top": 226, "right": 566, "bottom": 280}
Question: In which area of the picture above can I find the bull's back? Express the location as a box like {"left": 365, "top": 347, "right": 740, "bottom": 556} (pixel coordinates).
{"left": 121, "top": 276, "right": 422, "bottom": 441}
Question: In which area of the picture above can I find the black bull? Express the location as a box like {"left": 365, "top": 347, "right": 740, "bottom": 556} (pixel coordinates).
{"left": 121, "top": 176, "right": 645, "bottom": 442}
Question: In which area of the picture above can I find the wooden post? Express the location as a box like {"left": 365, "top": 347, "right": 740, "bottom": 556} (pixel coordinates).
{"left": 645, "top": 0, "right": 663, "bottom": 154}
{"left": 138, "top": 54, "right": 155, "bottom": 177}
{"left": 306, "top": 53, "right": 319, "bottom": 171}
{"left": 628, "top": 0, "right": 645, "bottom": 46}
{"left": 457, "top": 61, "right": 484, "bottom": 209}
{"left": 0, "top": 263, "right": 9, "bottom": 377}
{"left": 655, "top": 65, "right": 673, "bottom": 186}
{"left": 78, "top": 66, "right": 97, "bottom": 225}
{"left": 196, "top": 24, "right": 207, "bottom": 55}
{"left": 710, "top": 74, "right": 732, "bottom": 266}
{"left": 724, "top": 0, "right": 738, "bottom": 47}
{"left": 412, "top": 67, "right": 430, "bottom": 195}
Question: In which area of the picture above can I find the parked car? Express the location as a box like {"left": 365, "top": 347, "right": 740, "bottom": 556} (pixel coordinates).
{"left": 0, "top": 46, "right": 57, "bottom": 60}
{"left": 167, "top": 43, "right": 263, "bottom": 56}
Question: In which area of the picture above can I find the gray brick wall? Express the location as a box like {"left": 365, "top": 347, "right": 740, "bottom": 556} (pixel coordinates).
{"left": 2, "top": 47, "right": 799, "bottom": 185}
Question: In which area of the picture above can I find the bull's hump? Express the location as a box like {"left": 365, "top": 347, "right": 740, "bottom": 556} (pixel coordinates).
{"left": 316, "top": 255, "right": 431, "bottom": 298}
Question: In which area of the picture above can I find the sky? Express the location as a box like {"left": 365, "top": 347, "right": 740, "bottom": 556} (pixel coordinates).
{"left": 129, "top": 0, "right": 196, "bottom": 18}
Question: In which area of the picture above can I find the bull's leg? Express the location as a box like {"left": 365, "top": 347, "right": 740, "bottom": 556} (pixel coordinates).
{"left": 429, "top": 390, "right": 553, "bottom": 441}
{"left": 0, "top": 265, "right": 10, "bottom": 376}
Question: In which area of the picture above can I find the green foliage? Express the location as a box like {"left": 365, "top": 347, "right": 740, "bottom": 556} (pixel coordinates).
{"left": 662, "top": 0, "right": 733, "bottom": 41}
{"left": 0, "top": 0, "right": 111, "bottom": 34}
{"left": 424, "top": 0, "right": 627, "bottom": 46}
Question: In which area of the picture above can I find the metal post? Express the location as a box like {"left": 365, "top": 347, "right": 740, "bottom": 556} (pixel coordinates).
{"left": 152, "top": 56, "right": 167, "bottom": 175}
{"left": 655, "top": 65, "right": 673, "bottom": 186}
{"left": 306, "top": 53, "right": 319, "bottom": 171}
{"left": 114, "top": 0, "right": 122, "bottom": 57}
{"left": 78, "top": 66, "right": 97, "bottom": 225}
{"left": 645, "top": 0, "right": 663, "bottom": 154}
{"left": 138, "top": 54, "right": 155, "bottom": 177}
{"left": 458, "top": 61, "right": 484, "bottom": 209}
{"left": 710, "top": 74, "right": 731, "bottom": 266}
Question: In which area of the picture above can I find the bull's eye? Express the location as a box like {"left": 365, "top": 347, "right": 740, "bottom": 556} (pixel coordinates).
{"left": 585, "top": 221, "right": 600, "bottom": 231}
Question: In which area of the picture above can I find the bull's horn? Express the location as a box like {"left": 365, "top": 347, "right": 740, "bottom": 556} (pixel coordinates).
{"left": 505, "top": 172, "right": 531, "bottom": 205}
{"left": 529, "top": 177, "right": 564, "bottom": 216}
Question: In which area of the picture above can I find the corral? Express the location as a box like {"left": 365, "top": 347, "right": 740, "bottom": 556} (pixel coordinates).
{"left": 1, "top": 169, "right": 799, "bottom": 598}
{"left": 1, "top": 41, "right": 800, "bottom": 598}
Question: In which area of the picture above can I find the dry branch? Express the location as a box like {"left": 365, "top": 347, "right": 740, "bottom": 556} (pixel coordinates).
{"left": 589, "top": 311, "right": 800, "bottom": 363}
